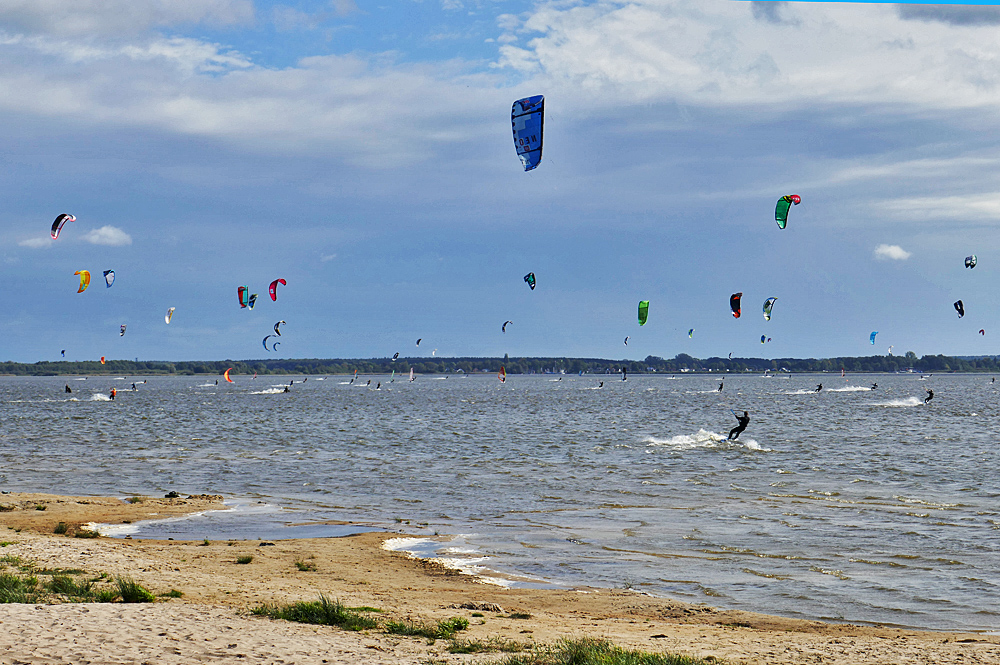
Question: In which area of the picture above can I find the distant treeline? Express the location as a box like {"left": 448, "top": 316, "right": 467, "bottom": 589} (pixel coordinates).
{"left": 3, "top": 352, "right": 1000, "bottom": 376}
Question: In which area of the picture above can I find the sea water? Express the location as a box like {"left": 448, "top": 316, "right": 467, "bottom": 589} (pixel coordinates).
{"left": 2, "top": 372, "right": 998, "bottom": 631}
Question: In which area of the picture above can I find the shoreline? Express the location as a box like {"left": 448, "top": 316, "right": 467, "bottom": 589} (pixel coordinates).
{"left": 1, "top": 493, "right": 999, "bottom": 664}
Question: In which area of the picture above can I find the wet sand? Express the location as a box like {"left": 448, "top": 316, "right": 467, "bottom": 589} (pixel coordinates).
{"left": 1, "top": 493, "right": 998, "bottom": 664}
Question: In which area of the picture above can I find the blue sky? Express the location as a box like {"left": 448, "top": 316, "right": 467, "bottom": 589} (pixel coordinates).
{"left": 4, "top": 0, "right": 1000, "bottom": 363}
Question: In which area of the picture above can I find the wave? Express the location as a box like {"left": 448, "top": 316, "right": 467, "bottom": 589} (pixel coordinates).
{"left": 196, "top": 383, "right": 216, "bottom": 387}
{"left": 89, "top": 394, "right": 111, "bottom": 401}
{"left": 872, "top": 397, "right": 923, "bottom": 407}
{"left": 251, "top": 388, "right": 286, "bottom": 395}
{"left": 784, "top": 389, "right": 819, "bottom": 395}
{"left": 643, "top": 429, "right": 771, "bottom": 452}
{"left": 827, "top": 385, "right": 875, "bottom": 392}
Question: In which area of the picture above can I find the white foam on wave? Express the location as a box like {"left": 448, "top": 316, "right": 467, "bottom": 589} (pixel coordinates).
{"left": 872, "top": 397, "right": 923, "bottom": 407}
{"left": 339, "top": 381, "right": 352, "bottom": 385}
{"left": 89, "top": 393, "right": 111, "bottom": 401}
{"left": 251, "top": 388, "right": 286, "bottom": 394}
{"left": 382, "top": 537, "right": 513, "bottom": 587}
{"left": 784, "top": 389, "right": 818, "bottom": 395}
{"left": 196, "top": 383, "right": 215, "bottom": 387}
{"left": 643, "top": 429, "right": 771, "bottom": 452}
{"left": 827, "top": 385, "right": 874, "bottom": 392}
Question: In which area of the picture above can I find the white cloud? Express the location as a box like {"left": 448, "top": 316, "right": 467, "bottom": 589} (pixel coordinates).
{"left": 495, "top": 0, "right": 1000, "bottom": 112}
{"left": 874, "top": 244, "right": 911, "bottom": 260}
{"left": 0, "top": 0, "right": 254, "bottom": 37}
{"left": 320, "top": 253, "right": 337, "bottom": 262}
{"left": 84, "top": 226, "right": 132, "bottom": 246}
{"left": 18, "top": 236, "right": 52, "bottom": 249}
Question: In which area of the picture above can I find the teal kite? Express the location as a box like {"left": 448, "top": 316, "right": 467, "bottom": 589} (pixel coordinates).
{"left": 775, "top": 195, "right": 801, "bottom": 229}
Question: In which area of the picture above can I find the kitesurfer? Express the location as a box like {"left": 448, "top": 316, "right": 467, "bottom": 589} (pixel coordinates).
{"left": 366, "top": 380, "right": 371, "bottom": 386}
{"left": 870, "top": 383, "right": 877, "bottom": 391}
{"left": 131, "top": 383, "right": 136, "bottom": 391}
{"left": 284, "top": 386, "right": 290, "bottom": 393}
{"left": 215, "top": 380, "right": 218, "bottom": 385}
{"left": 728, "top": 411, "right": 750, "bottom": 441}
{"left": 599, "top": 381, "right": 604, "bottom": 388}
{"left": 816, "top": 384, "right": 823, "bottom": 392}
{"left": 925, "top": 389, "right": 934, "bottom": 404}
{"left": 376, "top": 382, "right": 381, "bottom": 390}
{"left": 65, "top": 385, "right": 71, "bottom": 393}
{"left": 718, "top": 382, "right": 723, "bottom": 392}
{"left": 109, "top": 388, "right": 116, "bottom": 401}
{"left": 622, "top": 367, "right": 628, "bottom": 382}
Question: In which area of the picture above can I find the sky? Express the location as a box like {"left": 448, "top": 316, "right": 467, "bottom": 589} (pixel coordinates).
{"left": 4, "top": 0, "right": 1000, "bottom": 363}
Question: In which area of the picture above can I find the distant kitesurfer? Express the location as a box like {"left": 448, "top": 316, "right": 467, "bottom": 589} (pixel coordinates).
{"left": 816, "top": 384, "right": 823, "bottom": 392}
{"left": 925, "top": 389, "right": 934, "bottom": 404}
{"left": 284, "top": 386, "right": 290, "bottom": 393}
{"left": 131, "top": 383, "right": 137, "bottom": 391}
{"left": 366, "top": 379, "right": 371, "bottom": 386}
{"left": 303, "top": 377, "right": 307, "bottom": 382}
{"left": 718, "top": 382, "right": 724, "bottom": 392}
{"left": 870, "top": 383, "right": 877, "bottom": 391}
{"left": 65, "top": 385, "right": 72, "bottom": 393}
{"left": 215, "top": 380, "right": 218, "bottom": 385}
{"left": 109, "top": 388, "right": 116, "bottom": 401}
{"left": 376, "top": 382, "right": 381, "bottom": 390}
{"left": 599, "top": 381, "right": 604, "bottom": 388}
{"left": 622, "top": 367, "right": 628, "bottom": 382}
{"left": 728, "top": 411, "right": 750, "bottom": 441}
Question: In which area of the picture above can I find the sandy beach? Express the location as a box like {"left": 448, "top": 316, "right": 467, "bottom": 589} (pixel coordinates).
{"left": 1, "top": 493, "right": 998, "bottom": 664}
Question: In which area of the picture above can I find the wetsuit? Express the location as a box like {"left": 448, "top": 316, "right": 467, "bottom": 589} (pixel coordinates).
{"left": 598, "top": 382, "right": 603, "bottom": 388}
{"left": 65, "top": 385, "right": 71, "bottom": 393}
{"left": 870, "top": 383, "right": 877, "bottom": 390}
{"left": 728, "top": 412, "right": 750, "bottom": 440}
{"left": 718, "top": 383, "right": 723, "bottom": 392}
{"left": 925, "top": 389, "right": 934, "bottom": 404}
{"left": 816, "top": 384, "right": 823, "bottom": 392}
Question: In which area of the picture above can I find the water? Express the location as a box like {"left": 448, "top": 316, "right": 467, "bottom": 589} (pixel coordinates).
{"left": 2, "top": 372, "right": 998, "bottom": 631}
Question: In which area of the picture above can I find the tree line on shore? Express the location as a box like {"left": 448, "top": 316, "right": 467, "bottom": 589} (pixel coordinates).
{"left": 2, "top": 352, "right": 999, "bottom": 376}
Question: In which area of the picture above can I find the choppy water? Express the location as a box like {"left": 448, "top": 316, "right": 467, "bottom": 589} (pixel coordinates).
{"left": 2, "top": 372, "right": 999, "bottom": 631}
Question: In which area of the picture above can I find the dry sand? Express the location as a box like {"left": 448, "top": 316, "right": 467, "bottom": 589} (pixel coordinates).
{"left": 1, "top": 492, "right": 998, "bottom": 664}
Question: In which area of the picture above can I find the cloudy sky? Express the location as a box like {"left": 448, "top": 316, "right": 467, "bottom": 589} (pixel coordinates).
{"left": 3, "top": 0, "right": 1000, "bottom": 363}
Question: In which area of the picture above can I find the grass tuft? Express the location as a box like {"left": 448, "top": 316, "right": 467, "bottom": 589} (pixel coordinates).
{"left": 236, "top": 555, "right": 253, "bottom": 565}
{"left": 115, "top": 576, "right": 155, "bottom": 603}
{"left": 489, "top": 638, "right": 719, "bottom": 665}
{"left": 448, "top": 637, "right": 528, "bottom": 654}
{"left": 251, "top": 595, "right": 378, "bottom": 631}
{"left": 0, "top": 572, "right": 40, "bottom": 603}
{"left": 125, "top": 496, "right": 145, "bottom": 504}
{"left": 74, "top": 529, "right": 100, "bottom": 539}
{"left": 160, "top": 589, "right": 184, "bottom": 598}
{"left": 384, "top": 616, "right": 469, "bottom": 641}
{"left": 34, "top": 505, "right": 46, "bottom": 511}
{"left": 294, "top": 560, "right": 316, "bottom": 572}
{"left": 53, "top": 522, "right": 68, "bottom": 535}
{"left": 47, "top": 575, "right": 94, "bottom": 599}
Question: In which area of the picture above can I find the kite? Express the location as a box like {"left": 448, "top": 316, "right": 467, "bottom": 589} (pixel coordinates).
{"left": 103, "top": 270, "right": 115, "bottom": 288}
{"left": 730, "top": 293, "right": 742, "bottom": 319}
{"left": 238, "top": 286, "right": 249, "bottom": 308}
{"left": 165, "top": 307, "right": 175, "bottom": 324}
{"left": 966, "top": 255, "right": 977, "bottom": 269}
{"left": 888, "top": 345, "right": 894, "bottom": 356}
{"left": 100, "top": 356, "right": 105, "bottom": 365}
{"left": 524, "top": 273, "right": 536, "bottom": 290}
{"left": 274, "top": 320, "right": 285, "bottom": 336}
{"left": 50, "top": 214, "right": 76, "bottom": 240}
{"left": 392, "top": 352, "right": 399, "bottom": 361}
{"left": 688, "top": 329, "right": 694, "bottom": 338}
{"left": 74, "top": 270, "right": 91, "bottom": 293}
{"left": 248, "top": 294, "right": 257, "bottom": 310}
{"left": 269, "top": 278, "right": 286, "bottom": 301}
{"left": 432, "top": 349, "right": 437, "bottom": 356}
{"left": 499, "top": 366, "right": 507, "bottom": 383}
{"left": 980, "top": 329, "right": 986, "bottom": 335}
{"left": 763, "top": 297, "right": 777, "bottom": 321}
{"left": 760, "top": 335, "right": 771, "bottom": 344}
{"left": 273, "top": 342, "right": 280, "bottom": 351}
{"left": 955, "top": 300, "right": 965, "bottom": 318}
{"left": 624, "top": 336, "right": 629, "bottom": 345}
{"left": 870, "top": 331, "right": 878, "bottom": 344}
{"left": 638, "top": 300, "right": 649, "bottom": 326}
{"left": 775, "top": 195, "right": 801, "bottom": 229}
{"left": 224, "top": 368, "right": 233, "bottom": 383}
{"left": 263, "top": 335, "right": 273, "bottom": 351}
{"left": 728, "top": 352, "right": 733, "bottom": 359}
{"left": 416, "top": 338, "right": 422, "bottom": 346}
{"left": 409, "top": 367, "right": 415, "bottom": 381}
{"left": 503, "top": 320, "right": 513, "bottom": 333}
{"left": 61, "top": 350, "right": 65, "bottom": 357}
{"left": 511, "top": 95, "right": 544, "bottom": 171}
{"left": 120, "top": 324, "right": 126, "bottom": 337}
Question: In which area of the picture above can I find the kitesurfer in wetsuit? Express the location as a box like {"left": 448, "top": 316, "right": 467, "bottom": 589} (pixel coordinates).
{"left": 728, "top": 411, "right": 750, "bottom": 440}
{"left": 109, "top": 388, "right": 116, "bottom": 401}
{"left": 816, "top": 384, "right": 823, "bottom": 392}
{"left": 284, "top": 386, "right": 290, "bottom": 393}
{"left": 376, "top": 382, "right": 381, "bottom": 390}
{"left": 870, "top": 383, "right": 877, "bottom": 391}
{"left": 598, "top": 382, "right": 604, "bottom": 388}
{"left": 925, "top": 389, "right": 934, "bottom": 404}
{"left": 622, "top": 367, "right": 628, "bottom": 382}
{"left": 65, "top": 385, "right": 72, "bottom": 393}
{"left": 718, "top": 382, "right": 724, "bottom": 392}
{"left": 131, "top": 383, "right": 137, "bottom": 391}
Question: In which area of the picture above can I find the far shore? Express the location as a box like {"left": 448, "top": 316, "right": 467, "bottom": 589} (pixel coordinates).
{"left": 1, "top": 492, "right": 998, "bottom": 664}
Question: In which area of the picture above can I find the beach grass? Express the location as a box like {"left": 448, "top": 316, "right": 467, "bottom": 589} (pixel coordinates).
{"left": 115, "top": 575, "right": 155, "bottom": 603}
{"left": 0, "top": 571, "right": 41, "bottom": 603}
{"left": 236, "top": 555, "right": 253, "bottom": 564}
{"left": 53, "top": 522, "right": 68, "bottom": 534}
{"left": 488, "top": 638, "right": 719, "bottom": 665}
{"left": 250, "top": 595, "right": 378, "bottom": 631}
{"left": 74, "top": 528, "right": 100, "bottom": 539}
{"left": 448, "top": 637, "right": 529, "bottom": 654}
{"left": 294, "top": 560, "right": 316, "bottom": 571}
{"left": 384, "top": 616, "right": 469, "bottom": 640}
